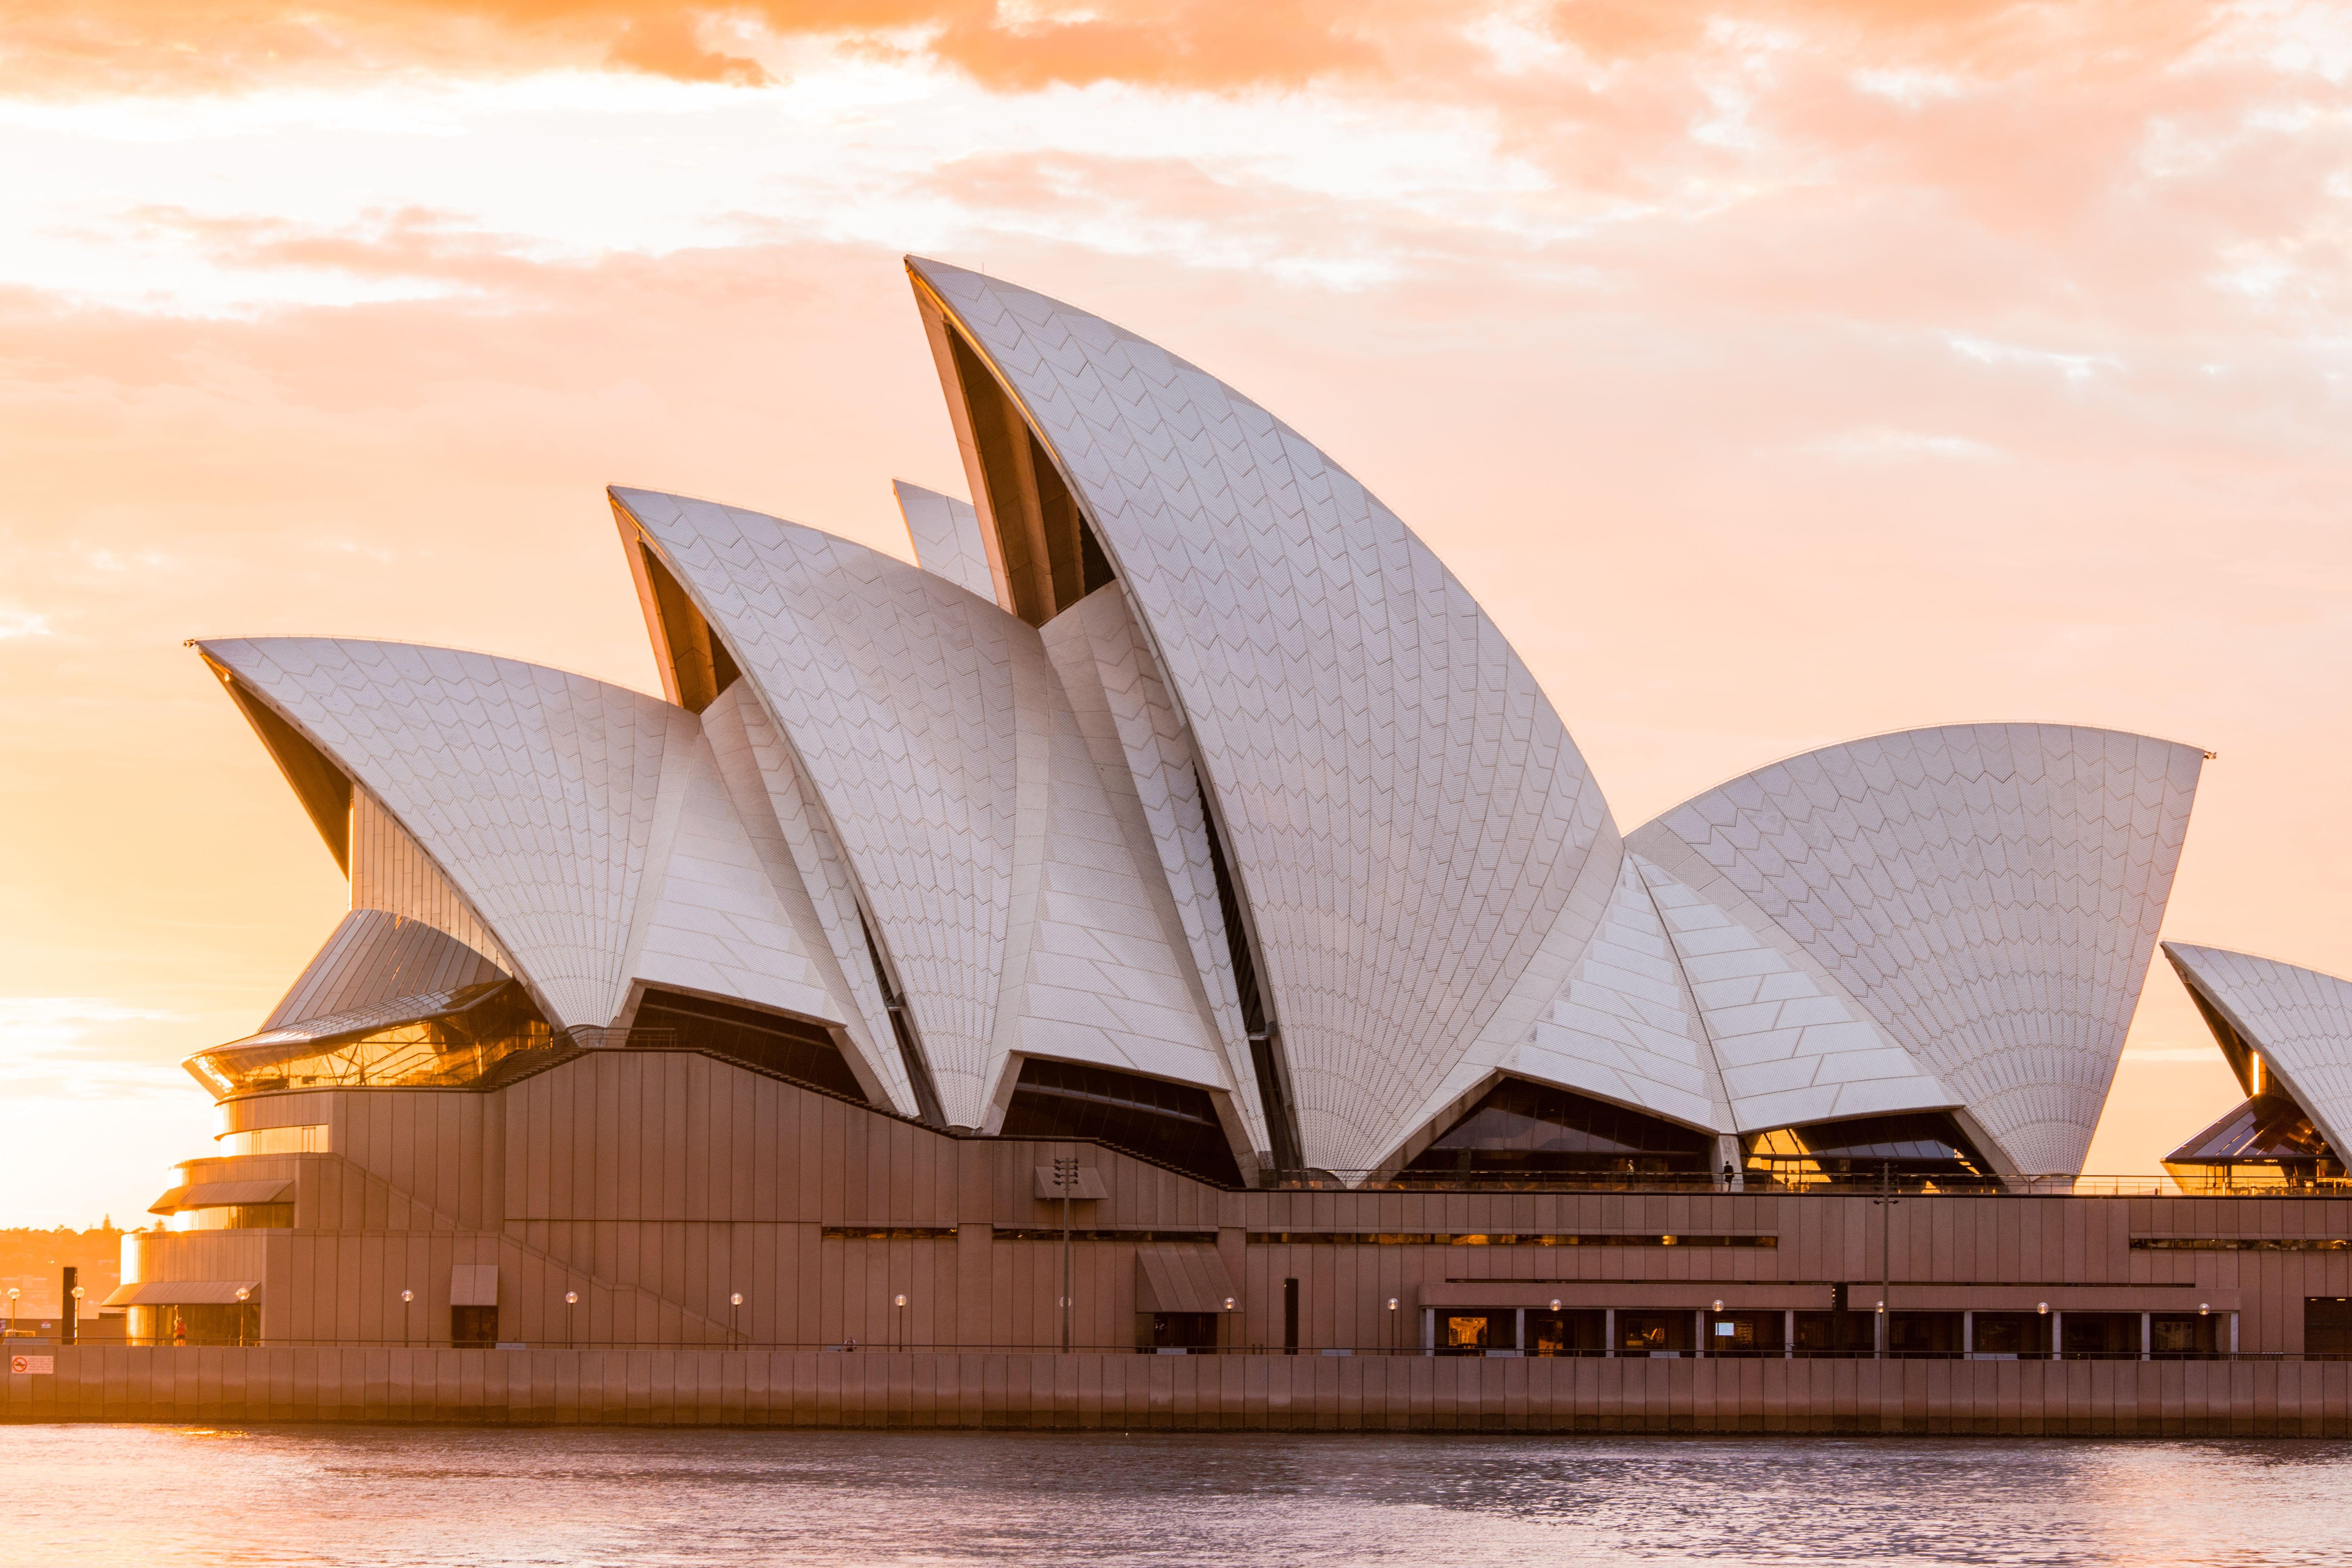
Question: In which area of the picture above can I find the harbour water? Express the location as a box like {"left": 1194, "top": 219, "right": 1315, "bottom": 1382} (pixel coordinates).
{"left": 2, "top": 1426, "right": 2345, "bottom": 1566}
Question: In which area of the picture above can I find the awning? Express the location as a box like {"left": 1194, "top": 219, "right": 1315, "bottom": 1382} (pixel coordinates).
{"left": 104, "top": 1281, "right": 261, "bottom": 1307}
{"left": 450, "top": 1264, "right": 498, "bottom": 1307}
{"left": 1135, "top": 1245, "right": 1238, "bottom": 1315}
{"left": 148, "top": 1179, "right": 293, "bottom": 1215}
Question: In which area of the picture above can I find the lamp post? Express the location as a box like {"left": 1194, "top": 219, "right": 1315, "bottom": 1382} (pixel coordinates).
{"left": 1870, "top": 1160, "right": 1900, "bottom": 1359}
{"left": 1389, "top": 1297, "right": 1400, "bottom": 1355}
{"left": 400, "top": 1287, "right": 414, "bottom": 1349}
{"left": 1052, "top": 1155, "right": 1079, "bottom": 1353}
{"left": 566, "top": 1290, "right": 579, "bottom": 1348}
{"left": 68, "top": 1283, "right": 84, "bottom": 1348}
{"left": 6, "top": 1286, "right": 17, "bottom": 1337}
{"left": 730, "top": 1292, "right": 744, "bottom": 1345}
{"left": 234, "top": 1285, "right": 250, "bottom": 1348}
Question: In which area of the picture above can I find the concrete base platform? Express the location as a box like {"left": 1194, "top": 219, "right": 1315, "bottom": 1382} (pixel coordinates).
{"left": 9, "top": 1348, "right": 2352, "bottom": 1435}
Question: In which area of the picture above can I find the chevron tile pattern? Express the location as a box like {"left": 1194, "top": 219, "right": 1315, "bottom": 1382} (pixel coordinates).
{"left": 193, "top": 262, "right": 2218, "bottom": 1186}
{"left": 2166, "top": 942, "right": 2352, "bottom": 1162}
{"left": 1631, "top": 725, "right": 2202, "bottom": 1174}
{"left": 911, "top": 257, "right": 1620, "bottom": 1172}
{"left": 204, "top": 638, "right": 688, "bottom": 1031}
{"left": 893, "top": 480, "right": 998, "bottom": 602}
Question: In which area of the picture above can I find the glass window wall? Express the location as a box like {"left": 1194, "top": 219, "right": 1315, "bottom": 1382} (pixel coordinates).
{"left": 186, "top": 982, "right": 553, "bottom": 1098}
{"left": 1527, "top": 1309, "right": 1606, "bottom": 1355}
{"left": 1743, "top": 1113, "right": 1996, "bottom": 1189}
{"left": 1401, "top": 1079, "right": 1713, "bottom": 1185}
{"left": 1001, "top": 1058, "right": 1243, "bottom": 1187}
{"left": 1438, "top": 1311, "right": 1516, "bottom": 1355}
{"left": 129, "top": 1303, "right": 259, "bottom": 1346}
{"left": 1968, "top": 1311, "right": 2052, "bottom": 1358}
{"left": 1615, "top": 1311, "right": 1693, "bottom": 1355}
{"left": 1702, "top": 1310, "right": 1787, "bottom": 1356}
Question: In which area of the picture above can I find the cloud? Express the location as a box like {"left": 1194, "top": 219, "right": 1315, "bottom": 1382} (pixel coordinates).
{"left": 0, "top": 0, "right": 2250, "bottom": 102}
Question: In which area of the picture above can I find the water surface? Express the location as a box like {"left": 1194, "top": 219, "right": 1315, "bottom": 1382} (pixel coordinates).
{"left": 2, "top": 1425, "right": 2344, "bottom": 1566}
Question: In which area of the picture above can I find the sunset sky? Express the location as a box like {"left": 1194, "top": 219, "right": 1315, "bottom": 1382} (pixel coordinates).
{"left": 3, "top": 1, "right": 2347, "bottom": 1227}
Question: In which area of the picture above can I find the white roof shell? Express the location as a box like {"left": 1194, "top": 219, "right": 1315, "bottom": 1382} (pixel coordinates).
{"left": 908, "top": 256, "right": 1622, "bottom": 1173}
{"left": 1629, "top": 724, "right": 2202, "bottom": 1174}
{"left": 196, "top": 261, "right": 2214, "bottom": 1186}
{"left": 2165, "top": 943, "right": 2352, "bottom": 1161}
{"left": 199, "top": 638, "right": 891, "bottom": 1095}
{"left": 612, "top": 488, "right": 1239, "bottom": 1133}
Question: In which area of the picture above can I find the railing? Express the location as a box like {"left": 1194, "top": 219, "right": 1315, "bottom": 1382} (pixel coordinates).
{"left": 1257, "top": 1171, "right": 2352, "bottom": 1197}
{"left": 26, "top": 1337, "right": 2326, "bottom": 1361}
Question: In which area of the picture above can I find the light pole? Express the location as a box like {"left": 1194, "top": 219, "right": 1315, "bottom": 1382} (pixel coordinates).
{"left": 565, "top": 1290, "right": 579, "bottom": 1348}
{"left": 893, "top": 1294, "right": 907, "bottom": 1351}
{"left": 235, "top": 1285, "right": 250, "bottom": 1348}
{"left": 68, "top": 1283, "right": 84, "bottom": 1348}
{"left": 1389, "top": 1297, "right": 1400, "bottom": 1356}
{"left": 1052, "top": 1155, "right": 1078, "bottom": 1352}
{"left": 400, "top": 1287, "right": 414, "bottom": 1349}
{"left": 730, "top": 1292, "right": 743, "bottom": 1344}
{"left": 6, "top": 1286, "right": 17, "bottom": 1338}
{"left": 1870, "top": 1160, "right": 1899, "bottom": 1360}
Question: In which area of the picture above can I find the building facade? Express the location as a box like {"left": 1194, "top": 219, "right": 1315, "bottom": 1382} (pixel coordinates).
{"left": 109, "top": 260, "right": 2352, "bottom": 1376}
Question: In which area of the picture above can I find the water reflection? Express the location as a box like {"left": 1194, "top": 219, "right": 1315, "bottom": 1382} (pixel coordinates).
{"left": 2, "top": 1426, "right": 2348, "bottom": 1567}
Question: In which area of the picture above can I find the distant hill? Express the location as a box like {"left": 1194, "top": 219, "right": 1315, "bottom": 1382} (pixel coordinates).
{"left": 2, "top": 1225, "right": 135, "bottom": 1321}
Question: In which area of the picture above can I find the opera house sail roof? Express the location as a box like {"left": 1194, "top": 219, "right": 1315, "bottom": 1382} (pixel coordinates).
{"left": 187, "top": 257, "right": 2211, "bottom": 1188}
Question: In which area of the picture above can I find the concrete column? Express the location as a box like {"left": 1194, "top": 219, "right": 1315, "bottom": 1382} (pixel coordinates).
{"left": 1963, "top": 1309, "right": 1974, "bottom": 1359}
{"left": 1784, "top": 1309, "right": 1795, "bottom": 1358}
{"left": 1694, "top": 1309, "right": 1706, "bottom": 1358}
{"left": 2140, "top": 1311, "right": 2151, "bottom": 1362}
{"left": 2230, "top": 1312, "right": 2240, "bottom": 1354}
{"left": 2052, "top": 1311, "right": 2063, "bottom": 1361}
{"left": 1421, "top": 1307, "right": 1434, "bottom": 1355}
{"left": 1605, "top": 1308, "right": 1616, "bottom": 1358}
{"left": 1514, "top": 1308, "right": 1525, "bottom": 1354}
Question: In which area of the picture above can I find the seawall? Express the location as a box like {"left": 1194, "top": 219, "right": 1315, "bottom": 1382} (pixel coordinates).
{"left": 9, "top": 1348, "right": 2352, "bottom": 1435}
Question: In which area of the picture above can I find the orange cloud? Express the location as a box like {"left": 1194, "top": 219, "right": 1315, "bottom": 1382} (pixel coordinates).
{"left": 0, "top": 0, "right": 2235, "bottom": 100}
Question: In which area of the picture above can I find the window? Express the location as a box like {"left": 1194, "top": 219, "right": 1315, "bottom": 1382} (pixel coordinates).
{"left": 2150, "top": 1314, "right": 2220, "bottom": 1356}
{"left": 1614, "top": 1311, "right": 1691, "bottom": 1354}
{"left": 1969, "top": 1312, "right": 2050, "bottom": 1358}
{"left": 2060, "top": 1312, "right": 2141, "bottom": 1357}
{"left": 1527, "top": 1310, "right": 1605, "bottom": 1355}
{"left": 999, "top": 1058, "right": 1243, "bottom": 1187}
{"left": 630, "top": 989, "right": 867, "bottom": 1102}
{"left": 2165, "top": 1095, "right": 2344, "bottom": 1190}
{"left": 2306, "top": 1298, "right": 2352, "bottom": 1357}
{"left": 1888, "top": 1312, "right": 1963, "bottom": 1358}
{"left": 170, "top": 1204, "right": 292, "bottom": 1232}
{"left": 1439, "top": 1312, "right": 1513, "bottom": 1354}
{"left": 1743, "top": 1112, "right": 1995, "bottom": 1188}
{"left": 187, "top": 982, "right": 553, "bottom": 1098}
{"left": 1402, "top": 1079, "right": 1713, "bottom": 1183}
{"left": 216, "top": 1125, "right": 327, "bottom": 1156}
{"left": 130, "top": 1303, "right": 258, "bottom": 1346}
{"left": 1703, "top": 1311, "right": 1788, "bottom": 1355}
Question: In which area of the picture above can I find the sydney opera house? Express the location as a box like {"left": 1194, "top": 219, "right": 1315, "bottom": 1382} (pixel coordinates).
{"left": 105, "top": 259, "right": 2352, "bottom": 1387}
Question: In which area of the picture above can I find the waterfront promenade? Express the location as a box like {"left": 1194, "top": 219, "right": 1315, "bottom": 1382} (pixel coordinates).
{"left": 10, "top": 1347, "right": 2352, "bottom": 1436}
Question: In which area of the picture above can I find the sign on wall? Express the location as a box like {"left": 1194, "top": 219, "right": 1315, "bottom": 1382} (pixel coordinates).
{"left": 10, "top": 1354, "right": 55, "bottom": 1375}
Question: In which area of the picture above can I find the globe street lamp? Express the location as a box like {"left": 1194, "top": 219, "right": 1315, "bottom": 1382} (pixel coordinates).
{"left": 893, "top": 1293, "right": 907, "bottom": 1351}
{"left": 566, "top": 1290, "right": 579, "bottom": 1348}
{"left": 730, "top": 1292, "right": 744, "bottom": 1344}
{"left": 235, "top": 1285, "right": 250, "bottom": 1348}
{"left": 401, "top": 1288, "right": 414, "bottom": 1349}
